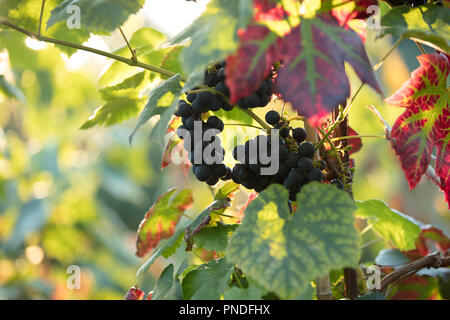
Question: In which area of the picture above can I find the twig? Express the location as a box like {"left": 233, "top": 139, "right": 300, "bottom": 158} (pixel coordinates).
{"left": 119, "top": 27, "right": 137, "bottom": 61}
{"left": 415, "top": 41, "right": 426, "bottom": 55}
{"left": 0, "top": 19, "right": 182, "bottom": 80}
{"left": 37, "top": 0, "right": 46, "bottom": 36}
{"left": 378, "top": 252, "right": 450, "bottom": 295}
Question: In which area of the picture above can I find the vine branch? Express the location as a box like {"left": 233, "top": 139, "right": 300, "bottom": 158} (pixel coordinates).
{"left": 0, "top": 19, "right": 181, "bottom": 80}
{"left": 378, "top": 252, "right": 450, "bottom": 295}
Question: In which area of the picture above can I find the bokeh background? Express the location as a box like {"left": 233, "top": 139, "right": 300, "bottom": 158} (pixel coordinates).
{"left": 0, "top": 0, "right": 448, "bottom": 299}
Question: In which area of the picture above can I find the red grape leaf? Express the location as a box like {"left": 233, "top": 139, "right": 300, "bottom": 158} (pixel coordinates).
{"left": 225, "top": 14, "right": 381, "bottom": 126}
{"left": 254, "top": 0, "right": 289, "bottom": 21}
{"left": 276, "top": 14, "right": 381, "bottom": 125}
{"left": 225, "top": 24, "right": 282, "bottom": 104}
{"left": 332, "top": 0, "right": 378, "bottom": 23}
{"left": 385, "top": 53, "right": 449, "bottom": 208}
{"left": 348, "top": 126, "right": 362, "bottom": 155}
{"left": 403, "top": 226, "right": 450, "bottom": 260}
{"left": 124, "top": 286, "right": 145, "bottom": 300}
{"left": 389, "top": 275, "right": 438, "bottom": 300}
{"left": 136, "top": 188, "right": 193, "bottom": 257}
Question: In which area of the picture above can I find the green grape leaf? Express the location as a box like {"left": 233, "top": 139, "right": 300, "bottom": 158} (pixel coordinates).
{"left": 214, "top": 181, "right": 240, "bottom": 200}
{"left": 129, "top": 74, "right": 182, "bottom": 144}
{"left": 47, "top": 0, "right": 146, "bottom": 34}
{"left": 152, "top": 264, "right": 183, "bottom": 300}
{"left": 192, "top": 222, "right": 238, "bottom": 252}
{"left": 355, "top": 199, "right": 421, "bottom": 250}
{"left": 171, "top": 0, "right": 251, "bottom": 74}
{"left": 226, "top": 183, "right": 360, "bottom": 299}
{"left": 0, "top": 75, "right": 26, "bottom": 103}
{"left": 375, "top": 248, "right": 410, "bottom": 267}
{"left": 224, "top": 278, "right": 266, "bottom": 300}
{"left": 160, "top": 45, "right": 185, "bottom": 78}
{"left": 379, "top": 4, "right": 450, "bottom": 53}
{"left": 182, "top": 258, "right": 234, "bottom": 300}
{"left": 99, "top": 27, "right": 166, "bottom": 87}
{"left": 136, "top": 188, "right": 193, "bottom": 258}
{"left": 80, "top": 97, "right": 144, "bottom": 129}
{"left": 80, "top": 72, "right": 148, "bottom": 129}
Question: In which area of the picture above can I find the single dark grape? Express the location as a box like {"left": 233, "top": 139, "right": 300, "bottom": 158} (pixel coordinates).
{"left": 298, "top": 142, "right": 315, "bottom": 159}
{"left": 244, "top": 93, "right": 260, "bottom": 108}
{"left": 186, "top": 92, "right": 196, "bottom": 103}
{"left": 298, "top": 157, "right": 314, "bottom": 173}
{"left": 197, "top": 91, "right": 213, "bottom": 105}
{"left": 278, "top": 144, "right": 289, "bottom": 161}
{"left": 213, "top": 164, "right": 227, "bottom": 178}
{"left": 286, "top": 152, "right": 301, "bottom": 168}
{"left": 177, "top": 101, "right": 192, "bottom": 118}
{"left": 209, "top": 96, "right": 222, "bottom": 111}
{"left": 280, "top": 127, "right": 290, "bottom": 138}
{"left": 222, "top": 102, "right": 234, "bottom": 111}
{"left": 215, "top": 81, "right": 229, "bottom": 96}
{"left": 292, "top": 127, "right": 307, "bottom": 142}
{"left": 195, "top": 164, "right": 213, "bottom": 182}
{"left": 265, "top": 110, "right": 280, "bottom": 126}
{"left": 206, "top": 116, "right": 220, "bottom": 129}
{"left": 192, "top": 99, "right": 206, "bottom": 114}
{"left": 330, "top": 179, "right": 344, "bottom": 190}
{"left": 288, "top": 168, "right": 305, "bottom": 185}
{"left": 307, "top": 168, "right": 323, "bottom": 182}
{"left": 207, "top": 175, "right": 219, "bottom": 186}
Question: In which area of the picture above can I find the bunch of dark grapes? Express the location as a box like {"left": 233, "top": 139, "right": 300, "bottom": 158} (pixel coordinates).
{"left": 230, "top": 110, "right": 329, "bottom": 201}
{"left": 176, "top": 108, "right": 231, "bottom": 185}
{"left": 175, "top": 61, "right": 274, "bottom": 185}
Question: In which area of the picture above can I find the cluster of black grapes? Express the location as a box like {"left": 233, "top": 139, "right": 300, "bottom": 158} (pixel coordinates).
{"left": 231, "top": 110, "right": 328, "bottom": 201}
{"left": 174, "top": 62, "right": 345, "bottom": 199}
{"left": 174, "top": 61, "right": 274, "bottom": 186}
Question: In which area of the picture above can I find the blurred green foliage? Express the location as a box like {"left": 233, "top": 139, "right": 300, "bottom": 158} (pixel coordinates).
{"left": 0, "top": 1, "right": 448, "bottom": 300}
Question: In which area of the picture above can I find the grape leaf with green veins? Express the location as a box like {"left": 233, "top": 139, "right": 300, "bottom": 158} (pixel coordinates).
{"left": 136, "top": 188, "right": 193, "bottom": 258}
{"left": 182, "top": 258, "right": 234, "bottom": 300}
{"left": 355, "top": 199, "right": 421, "bottom": 250}
{"left": 379, "top": 4, "right": 450, "bottom": 54}
{"left": 226, "top": 183, "right": 360, "bottom": 299}
{"left": 81, "top": 72, "right": 147, "bottom": 129}
{"left": 225, "top": 13, "right": 381, "bottom": 126}
{"left": 47, "top": 0, "right": 146, "bottom": 34}
{"left": 192, "top": 222, "right": 238, "bottom": 252}
{"left": 99, "top": 27, "right": 166, "bottom": 87}
{"left": 129, "top": 74, "right": 182, "bottom": 144}
{"left": 385, "top": 53, "right": 449, "bottom": 208}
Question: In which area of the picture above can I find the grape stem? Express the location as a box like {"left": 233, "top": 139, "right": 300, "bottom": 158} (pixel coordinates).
{"left": 330, "top": 134, "right": 385, "bottom": 142}
{"left": 0, "top": 19, "right": 183, "bottom": 81}
{"left": 224, "top": 123, "right": 265, "bottom": 130}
